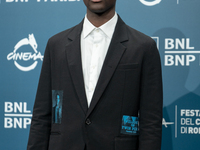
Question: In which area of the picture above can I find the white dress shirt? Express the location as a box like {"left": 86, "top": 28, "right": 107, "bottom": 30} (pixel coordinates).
{"left": 81, "top": 13, "right": 118, "bottom": 107}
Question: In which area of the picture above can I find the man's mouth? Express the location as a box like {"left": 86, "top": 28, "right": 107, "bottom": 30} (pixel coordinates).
{"left": 91, "top": 0, "right": 102, "bottom": 2}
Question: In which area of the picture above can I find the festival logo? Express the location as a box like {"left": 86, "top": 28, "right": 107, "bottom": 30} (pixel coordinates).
{"left": 162, "top": 118, "right": 174, "bottom": 128}
{"left": 7, "top": 34, "right": 43, "bottom": 72}
{"left": 139, "top": 0, "right": 162, "bottom": 6}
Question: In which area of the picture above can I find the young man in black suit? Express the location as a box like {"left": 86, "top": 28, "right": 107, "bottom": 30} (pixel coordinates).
{"left": 27, "top": 0, "right": 163, "bottom": 150}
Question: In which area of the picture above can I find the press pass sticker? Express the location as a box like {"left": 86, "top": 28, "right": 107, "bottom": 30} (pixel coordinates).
{"left": 52, "top": 90, "right": 63, "bottom": 124}
{"left": 121, "top": 115, "right": 139, "bottom": 135}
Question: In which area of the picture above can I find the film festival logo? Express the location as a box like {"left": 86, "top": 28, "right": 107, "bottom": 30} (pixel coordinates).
{"left": 7, "top": 34, "right": 43, "bottom": 72}
{"left": 162, "top": 106, "right": 200, "bottom": 138}
{"left": 162, "top": 118, "right": 174, "bottom": 128}
{"left": 139, "top": 0, "right": 162, "bottom": 6}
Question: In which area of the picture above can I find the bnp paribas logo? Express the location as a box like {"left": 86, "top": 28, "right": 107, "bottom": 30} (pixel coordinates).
{"left": 139, "top": 0, "right": 162, "bottom": 6}
{"left": 7, "top": 34, "right": 43, "bottom": 72}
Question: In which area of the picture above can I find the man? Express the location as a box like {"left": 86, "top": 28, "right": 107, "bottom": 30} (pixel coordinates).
{"left": 27, "top": 0, "right": 163, "bottom": 150}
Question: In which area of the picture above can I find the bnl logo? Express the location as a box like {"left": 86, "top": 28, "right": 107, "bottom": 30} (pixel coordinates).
{"left": 4, "top": 102, "right": 32, "bottom": 129}
{"left": 165, "top": 38, "right": 200, "bottom": 66}
{"left": 152, "top": 37, "right": 200, "bottom": 66}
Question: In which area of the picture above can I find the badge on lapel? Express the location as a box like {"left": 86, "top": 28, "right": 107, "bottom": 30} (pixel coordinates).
{"left": 121, "top": 115, "right": 139, "bottom": 135}
{"left": 52, "top": 90, "right": 63, "bottom": 124}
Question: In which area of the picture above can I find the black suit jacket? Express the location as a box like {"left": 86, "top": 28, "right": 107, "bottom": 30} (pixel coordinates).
{"left": 27, "top": 16, "right": 163, "bottom": 150}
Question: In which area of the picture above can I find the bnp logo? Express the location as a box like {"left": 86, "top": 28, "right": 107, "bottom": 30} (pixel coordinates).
{"left": 4, "top": 102, "right": 32, "bottom": 129}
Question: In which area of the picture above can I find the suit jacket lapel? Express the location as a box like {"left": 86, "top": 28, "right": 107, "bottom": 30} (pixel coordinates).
{"left": 86, "top": 16, "right": 129, "bottom": 118}
{"left": 65, "top": 21, "right": 88, "bottom": 114}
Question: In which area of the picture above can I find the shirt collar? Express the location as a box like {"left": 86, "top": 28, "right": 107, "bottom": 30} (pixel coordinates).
{"left": 82, "top": 12, "right": 118, "bottom": 39}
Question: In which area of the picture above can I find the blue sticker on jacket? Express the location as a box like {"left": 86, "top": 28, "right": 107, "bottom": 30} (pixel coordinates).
{"left": 52, "top": 90, "right": 63, "bottom": 124}
{"left": 121, "top": 115, "right": 139, "bottom": 135}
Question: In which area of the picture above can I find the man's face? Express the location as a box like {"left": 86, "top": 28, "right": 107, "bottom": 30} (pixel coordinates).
{"left": 83, "top": 0, "right": 116, "bottom": 15}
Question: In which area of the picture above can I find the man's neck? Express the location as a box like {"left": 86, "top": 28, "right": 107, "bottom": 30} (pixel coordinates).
{"left": 86, "top": 9, "right": 115, "bottom": 27}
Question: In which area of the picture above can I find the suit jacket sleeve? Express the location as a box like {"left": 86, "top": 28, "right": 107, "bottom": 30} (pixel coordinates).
{"left": 27, "top": 40, "right": 52, "bottom": 150}
{"left": 138, "top": 40, "right": 163, "bottom": 150}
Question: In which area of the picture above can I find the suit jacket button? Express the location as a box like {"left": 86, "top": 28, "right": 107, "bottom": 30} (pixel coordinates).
{"left": 85, "top": 119, "right": 91, "bottom": 125}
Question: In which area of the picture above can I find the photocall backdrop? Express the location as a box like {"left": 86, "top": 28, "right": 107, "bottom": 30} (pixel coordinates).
{"left": 0, "top": 0, "right": 200, "bottom": 150}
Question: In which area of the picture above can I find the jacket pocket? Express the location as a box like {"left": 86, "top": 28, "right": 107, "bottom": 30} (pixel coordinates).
{"left": 117, "top": 64, "right": 139, "bottom": 70}
{"left": 48, "top": 133, "right": 61, "bottom": 150}
{"left": 115, "top": 135, "right": 138, "bottom": 150}
{"left": 50, "top": 131, "right": 61, "bottom": 135}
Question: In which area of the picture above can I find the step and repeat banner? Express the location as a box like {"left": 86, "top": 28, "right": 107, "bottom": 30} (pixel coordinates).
{"left": 0, "top": 0, "right": 200, "bottom": 150}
